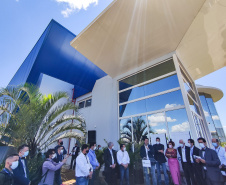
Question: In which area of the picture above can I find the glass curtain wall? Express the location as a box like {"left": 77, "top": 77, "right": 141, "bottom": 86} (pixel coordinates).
{"left": 199, "top": 93, "right": 226, "bottom": 142}
{"left": 177, "top": 60, "right": 206, "bottom": 139}
{"left": 119, "top": 58, "right": 191, "bottom": 144}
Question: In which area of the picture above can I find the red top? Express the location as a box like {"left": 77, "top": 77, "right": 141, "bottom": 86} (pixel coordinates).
{"left": 165, "top": 148, "right": 177, "bottom": 158}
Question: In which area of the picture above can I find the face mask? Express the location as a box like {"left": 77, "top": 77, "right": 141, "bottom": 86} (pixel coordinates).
{"left": 123, "top": 147, "right": 126, "bottom": 152}
{"left": 169, "top": 145, "right": 173, "bottom": 148}
{"left": 188, "top": 143, "right": 191, "bottom": 147}
{"left": 179, "top": 143, "right": 184, "bottom": 147}
{"left": 94, "top": 147, "right": 97, "bottom": 150}
{"left": 60, "top": 142, "right": 63, "bottom": 145}
{"left": 11, "top": 161, "right": 19, "bottom": 170}
{"left": 86, "top": 150, "right": 89, "bottom": 154}
{"left": 60, "top": 150, "right": 64, "bottom": 154}
{"left": 112, "top": 146, "right": 114, "bottom": 149}
{"left": 52, "top": 154, "right": 56, "bottom": 159}
{"left": 199, "top": 143, "right": 205, "bottom": 148}
{"left": 23, "top": 151, "right": 29, "bottom": 157}
{"left": 99, "top": 147, "right": 102, "bottom": 150}
{"left": 156, "top": 141, "right": 160, "bottom": 144}
{"left": 212, "top": 143, "right": 218, "bottom": 147}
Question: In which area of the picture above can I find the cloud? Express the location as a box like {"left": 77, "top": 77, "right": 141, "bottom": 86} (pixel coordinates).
{"left": 55, "top": 0, "right": 98, "bottom": 17}
{"left": 148, "top": 113, "right": 176, "bottom": 127}
{"left": 212, "top": 115, "right": 220, "bottom": 120}
{"left": 171, "top": 122, "right": 190, "bottom": 132}
{"left": 165, "top": 104, "right": 181, "bottom": 109}
{"left": 204, "top": 110, "right": 209, "bottom": 117}
{"left": 155, "top": 129, "right": 167, "bottom": 134}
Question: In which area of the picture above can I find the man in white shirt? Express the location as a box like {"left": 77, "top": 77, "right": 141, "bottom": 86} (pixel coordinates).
{"left": 212, "top": 138, "right": 226, "bottom": 177}
{"left": 117, "top": 144, "right": 130, "bottom": 185}
{"left": 178, "top": 139, "right": 195, "bottom": 185}
{"left": 76, "top": 144, "right": 93, "bottom": 185}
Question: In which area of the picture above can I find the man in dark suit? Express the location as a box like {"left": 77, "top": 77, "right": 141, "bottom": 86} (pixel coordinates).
{"left": 13, "top": 144, "right": 30, "bottom": 185}
{"left": 178, "top": 139, "right": 196, "bottom": 185}
{"left": 54, "top": 146, "right": 66, "bottom": 185}
{"left": 140, "top": 138, "right": 157, "bottom": 185}
{"left": 188, "top": 139, "right": 205, "bottom": 185}
{"left": 153, "top": 137, "right": 169, "bottom": 185}
{"left": 70, "top": 143, "right": 80, "bottom": 170}
{"left": 196, "top": 137, "right": 224, "bottom": 185}
{"left": 104, "top": 142, "right": 117, "bottom": 185}
{"left": 54, "top": 139, "right": 67, "bottom": 155}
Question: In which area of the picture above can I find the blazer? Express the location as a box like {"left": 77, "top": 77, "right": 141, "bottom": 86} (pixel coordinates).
{"left": 13, "top": 157, "right": 30, "bottom": 185}
{"left": 191, "top": 146, "right": 201, "bottom": 163}
{"left": 104, "top": 148, "right": 117, "bottom": 171}
{"left": 199, "top": 147, "right": 224, "bottom": 182}
{"left": 54, "top": 145, "right": 67, "bottom": 155}
{"left": 178, "top": 146, "right": 191, "bottom": 163}
{"left": 153, "top": 144, "right": 167, "bottom": 163}
{"left": 140, "top": 145, "right": 155, "bottom": 161}
{"left": 71, "top": 146, "right": 80, "bottom": 156}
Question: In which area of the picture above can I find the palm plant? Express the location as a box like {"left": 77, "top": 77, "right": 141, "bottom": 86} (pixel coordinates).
{"left": 120, "top": 116, "right": 153, "bottom": 144}
{"left": 0, "top": 84, "right": 86, "bottom": 157}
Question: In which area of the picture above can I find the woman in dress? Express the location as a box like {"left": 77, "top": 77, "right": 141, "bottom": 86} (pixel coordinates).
{"left": 165, "top": 141, "right": 180, "bottom": 185}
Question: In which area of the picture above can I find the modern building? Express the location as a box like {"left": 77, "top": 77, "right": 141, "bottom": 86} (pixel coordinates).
{"left": 70, "top": 0, "right": 226, "bottom": 147}
{"left": 2, "top": 0, "right": 226, "bottom": 150}
{"left": 197, "top": 85, "right": 226, "bottom": 142}
{"left": 1, "top": 19, "right": 106, "bottom": 154}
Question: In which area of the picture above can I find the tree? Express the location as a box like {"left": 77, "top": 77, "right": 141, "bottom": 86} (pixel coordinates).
{"left": 0, "top": 84, "right": 86, "bottom": 157}
{"left": 120, "top": 116, "right": 153, "bottom": 144}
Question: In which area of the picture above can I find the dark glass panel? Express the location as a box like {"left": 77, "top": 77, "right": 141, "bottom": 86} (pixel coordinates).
{"left": 78, "top": 101, "right": 85, "bottom": 109}
{"left": 85, "top": 99, "right": 92, "bottom": 107}
{"left": 119, "top": 59, "right": 175, "bottom": 90}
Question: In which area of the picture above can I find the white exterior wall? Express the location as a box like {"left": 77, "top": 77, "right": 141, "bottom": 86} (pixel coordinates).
{"left": 78, "top": 76, "right": 119, "bottom": 149}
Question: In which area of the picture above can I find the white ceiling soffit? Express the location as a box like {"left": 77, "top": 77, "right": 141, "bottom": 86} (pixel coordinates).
{"left": 71, "top": 0, "right": 210, "bottom": 78}
{"left": 176, "top": 0, "right": 226, "bottom": 80}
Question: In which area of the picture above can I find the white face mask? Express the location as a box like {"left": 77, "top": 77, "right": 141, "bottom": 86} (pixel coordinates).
{"left": 156, "top": 141, "right": 160, "bottom": 144}
{"left": 188, "top": 143, "right": 191, "bottom": 147}
{"left": 112, "top": 146, "right": 114, "bottom": 149}
{"left": 23, "top": 151, "right": 29, "bottom": 157}
{"left": 11, "top": 161, "right": 19, "bottom": 170}
{"left": 94, "top": 147, "right": 97, "bottom": 150}
{"left": 199, "top": 143, "right": 205, "bottom": 149}
{"left": 52, "top": 153, "right": 56, "bottom": 159}
{"left": 212, "top": 143, "right": 218, "bottom": 147}
{"left": 60, "top": 150, "right": 64, "bottom": 154}
{"left": 169, "top": 145, "right": 173, "bottom": 148}
{"left": 179, "top": 143, "right": 184, "bottom": 147}
{"left": 123, "top": 147, "right": 126, "bottom": 152}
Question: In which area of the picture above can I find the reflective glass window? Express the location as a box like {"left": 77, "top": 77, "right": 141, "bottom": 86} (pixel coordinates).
{"left": 188, "top": 95, "right": 200, "bottom": 115}
{"left": 147, "top": 112, "right": 168, "bottom": 137}
{"left": 119, "top": 59, "right": 175, "bottom": 90}
{"left": 120, "top": 118, "right": 132, "bottom": 143}
{"left": 180, "top": 67, "right": 193, "bottom": 89}
{"left": 119, "top": 74, "right": 180, "bottom": 103}
{"left": 85, "top": 99, "right": 92, "bottom": 107}
{"left": 78, "top": 101, "right": 85, "bottom": 109}
{"left": 166, "top": 109, "right": 190, "bottom": 137}
{"left": 132, "top": 116, "right": 148, "bottom": 144}
{"left": 119, "top": 90, "right": 184, "bottom": 117}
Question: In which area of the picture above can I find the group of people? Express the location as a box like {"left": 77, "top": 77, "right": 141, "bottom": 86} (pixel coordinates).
{"left": 1, "top": 136, "right": 226, "bottom": 185}
{"left": 142, "top": 137, "right": 226, "bottom": 185}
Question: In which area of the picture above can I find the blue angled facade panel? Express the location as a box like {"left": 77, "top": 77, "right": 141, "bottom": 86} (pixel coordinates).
{"left": 8, "top": 19, "right": 107, "bottom": 98}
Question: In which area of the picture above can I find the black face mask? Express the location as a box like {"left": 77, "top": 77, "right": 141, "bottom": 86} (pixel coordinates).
{"left": 60, "top": 142, "right": 63, "bottom": 145}
{"left": 86, "top": 150, "right": 89, "bottom": 154}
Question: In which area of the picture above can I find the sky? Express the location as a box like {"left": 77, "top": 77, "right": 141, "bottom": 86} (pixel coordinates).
{"left": 0, "top": 0, "right": 226, "bottom": 133}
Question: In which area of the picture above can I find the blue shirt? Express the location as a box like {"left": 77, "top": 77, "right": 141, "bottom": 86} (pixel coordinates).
{"left": 87, "top": 149, "right": 99, "bottom": 170}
